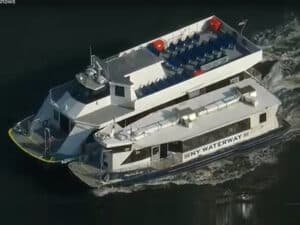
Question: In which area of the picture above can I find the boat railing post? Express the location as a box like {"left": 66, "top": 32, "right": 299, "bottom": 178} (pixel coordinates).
{"left": 44, "top": 127, "right": 51, "bottom": 157}
{"left": 29, "top": 118, "right": 41, "bottom": 137}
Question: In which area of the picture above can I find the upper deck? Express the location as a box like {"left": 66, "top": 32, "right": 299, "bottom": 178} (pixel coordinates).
{"left": 95, "top": 79, "right": 281, "bottom": 148}
{"left": 49, "top": 15, "right": 263, "bottom": 123}
{"left": 103, "top": 16, "right": 261, "bottom": 97}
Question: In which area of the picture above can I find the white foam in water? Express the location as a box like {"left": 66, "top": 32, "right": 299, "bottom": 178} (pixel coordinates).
{"left": 92, "top": 186, "right": 136, "bottom": 197}
{"left": 92, "top": 15, "right": 300, "bottom": 196}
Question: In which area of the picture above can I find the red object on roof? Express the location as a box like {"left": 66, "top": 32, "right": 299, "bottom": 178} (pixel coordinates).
{"left": 209, "top": 17, "right": 222, "bottom": 32}
{"left": 193, "top": 69, "right": 205, "bottom": 77}
{"left": 152, "top": 39, "right": 165, "bottom": 52}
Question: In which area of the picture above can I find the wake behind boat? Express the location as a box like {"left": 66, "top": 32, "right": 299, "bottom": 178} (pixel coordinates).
{"left": 8, "top": 15, "right": 262, "bottom": 164}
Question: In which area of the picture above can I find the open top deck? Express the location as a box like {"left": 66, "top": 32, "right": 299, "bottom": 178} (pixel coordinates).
{"left": 103, "top": 16, "right": 261, "bottom": 97}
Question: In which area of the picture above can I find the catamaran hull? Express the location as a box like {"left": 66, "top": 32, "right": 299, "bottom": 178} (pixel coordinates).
{"left": 69, "top": 120, "right": 291, "bottom": 189}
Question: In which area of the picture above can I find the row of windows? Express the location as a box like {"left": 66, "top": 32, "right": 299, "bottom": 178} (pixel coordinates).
{"left": 120, "top": 113, "right": 267, "bottom": 163}
{"left": 182, "top": 118, "right": 251, "bottom": 152}
{"left": 168, "top": 118, "right": 251, "bottom": 153}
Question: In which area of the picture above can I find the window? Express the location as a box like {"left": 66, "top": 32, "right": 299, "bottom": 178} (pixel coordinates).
{"left": 122, "top": 148, "right": 150, "bottom": 164}
{"left": 53, "top": 110, "right": 59, "bottom": 121}
{"left": 230, "top": 76, "right": 239, "bottom": 84}
{"left": 151, "top": 146, "right": 160, "bottom": 155}
{"left": 259, "top": 113, "right": 267, "bottom": 123}
{"left": 182, "top": 118, "right": 251, "bottom": 152}
{"left": 69, "top": 81, "right": 110, "bottom": 104}
{"left": 108, "top": 145, "right": 132, "bottom": 153}
{"left": 168, "top": 141, "right": 183, "bottom": 153}
{"left": 115, "top": 85, "right": 125, "bottom": 97}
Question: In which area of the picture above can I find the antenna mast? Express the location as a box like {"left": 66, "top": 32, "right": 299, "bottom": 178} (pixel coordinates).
{"left": 238, "top": 19, "right": 248, "bottom": 36}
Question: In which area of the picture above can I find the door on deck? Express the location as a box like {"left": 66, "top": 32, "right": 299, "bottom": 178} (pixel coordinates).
{"left": 151, "top": 145, "right": 160, "bottom": 161}
{"left": 160, "top": 143, "right": 168, "bottom": 158}
{"left": 59, "top": 113, "right": 70, "bottom": 133}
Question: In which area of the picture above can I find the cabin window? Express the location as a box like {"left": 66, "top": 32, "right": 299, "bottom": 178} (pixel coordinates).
{"left": 69, "top": 81, "right": 110, "bottom": 104}
{"left": 230, "top": 76, "right": 239, "bottom": 84}
{"left": 259, "top": 113, "right": 267, "bottom": 123}
{"left": 168, "top": 141, "right": 183, "bottom": 153}
{"left": 53, "top": 109, "right": 59, "bottom": 121}
{"left": 115, "top": 85, "right": 125, "bottom": 97}
{"left": 182, "top": 118, "right": 251, "bottom": 152}
{"left": 108, "top": 145, "right": 131, "bottom": 153}
{"left": 122, "top": 148, "right": 150, "bottom": 165}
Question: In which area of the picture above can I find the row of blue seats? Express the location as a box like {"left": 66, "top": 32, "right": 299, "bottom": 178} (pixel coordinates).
{"left": 147, "top": 32, "right": 201, "bottom": 56}
{"left": 164, "top": 50, "right": 225, "bottom": 72}
{"left": 166, "top": 49, "right": 226, "bottom": 68}
{"left": 165, "top": 33, "right": 236, "bottom": 68}
{"left": 167, "top": 33, "right": 201, "bottom": 52}
{"left": 137, "top": 71, "right": 193, "bottom": 97}
{"left": 166, "top": 32, "right": 234, "bottom": 57}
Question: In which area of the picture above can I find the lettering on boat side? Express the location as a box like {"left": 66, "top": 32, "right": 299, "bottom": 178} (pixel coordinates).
{"left": 183, "top": 131, "right": 250, "bottom": 161}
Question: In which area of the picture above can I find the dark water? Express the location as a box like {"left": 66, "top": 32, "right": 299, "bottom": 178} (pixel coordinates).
{"left": 1, "top": 3, "right": 300, "bottom": 225}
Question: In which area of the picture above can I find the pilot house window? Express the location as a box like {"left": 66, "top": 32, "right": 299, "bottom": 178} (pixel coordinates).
{"left": 115, "top": 85, "right": 125, "bottom": 97}
{"left": 259, "top": 113, "right": 267, "bottom": 123}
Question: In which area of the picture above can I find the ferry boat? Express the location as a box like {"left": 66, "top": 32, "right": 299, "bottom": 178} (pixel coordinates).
{"left": 68, "top": 78, "right": 289, "bottom": 188}
{"left": 8, "top": 15, "right": 265, "bottom": 164}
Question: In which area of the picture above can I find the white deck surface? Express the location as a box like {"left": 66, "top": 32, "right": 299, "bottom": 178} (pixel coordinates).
{"left": 113, "top": 78, "right": 281, "bottom": 147}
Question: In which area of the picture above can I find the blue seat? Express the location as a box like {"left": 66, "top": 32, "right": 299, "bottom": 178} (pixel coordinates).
{"left": 142, "top": 86, "right": 152, "bottom": 96}
{"left": 196, "top": 56, "right": 206, "bottom": 66}
{"left": 139, "top": 87, "right": 146, "bottom": 96}
{"left": 176, "top": 73, "right": 185, "bottom": 82}
{"left": 190, "top": 46, "right": 200, "bottom": 59}
{"left": 182, "top": 70, "right": 192, "bottom": 79}
{"left": 216, "top": 40, "right": 223, "bottom": 51}
{"left": 178, "top": 50, "right": 191, "bottom": 64}
{"left": 168, "top": 57, "right": 182, "bottom": 68}
{"left": 168, "top": 77, "right": 176, "bottom": 85}
{"left": 168, "top": 43, "right": 176, "bottom": 51}
{"left": 193, "top": 46, "right": 203, "bottom": 57}
{"left": 176, "top": 40, "right": 184, "bottom": 49}
{"left": 186, "top": 50, "right": 195, "bottom": 62}
{"left": 165, "top": 75, "right": 176, "bottom": 85}
{"left": 184, "top": 36, "right": 193, "bottom": 46}
{"left": 148, "top": 87, "right": 156, "bottom": 95}
{"left": 195, "top": 63, "right": 202, "bottom": 70}
{"left": 192, "top": 33, "right": 200, "bottom": 42}
{"left": 160, "top": 79, "right": 170, "bottom": 89}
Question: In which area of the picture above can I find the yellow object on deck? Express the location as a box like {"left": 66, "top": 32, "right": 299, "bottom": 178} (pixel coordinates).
{"left": 8, "top": 128, "right": 60, "bottom": 164}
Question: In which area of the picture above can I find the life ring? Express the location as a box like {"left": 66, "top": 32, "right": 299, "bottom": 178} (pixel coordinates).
{"left": 42, "top": 119, "right": 49, "bottom": 127}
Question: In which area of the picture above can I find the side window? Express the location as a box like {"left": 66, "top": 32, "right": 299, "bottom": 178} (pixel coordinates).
{"left": 115, "top": 85, "right": 125, "bottom": 97}
{"left": 259, "top": 112, "right": 267, "bottom": 123}
{"left": 230, "top": 76, "right": 239, "bottom": 84}
{"left": 53, "top": 110, "right": 59, "bottom": 121}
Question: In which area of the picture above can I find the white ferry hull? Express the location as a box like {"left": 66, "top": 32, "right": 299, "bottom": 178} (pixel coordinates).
{"left": 68, "top": 120, "right": 290, "bottom": 188}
